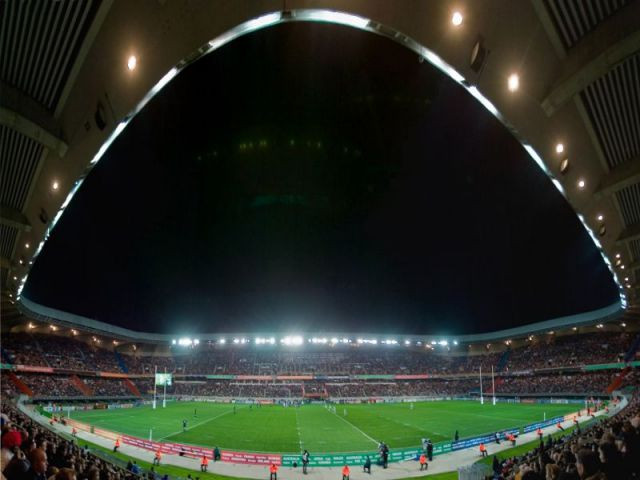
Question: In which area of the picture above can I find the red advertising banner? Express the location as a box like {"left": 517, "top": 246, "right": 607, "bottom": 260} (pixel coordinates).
{"left": 120, "top": 435, "right": 282, "bottom": 465}
{"left": 235, "top": 375, "right": 273, "bottom": 381}
{"left": 275, "top": 375, "right": 313, "bottom": 381}
{"left": 99, "top": 372, "right": 129, "bottom": 378}
{"left": 221, "top": 451, "right": 281, "bottom": 465}
{"left": 66, "top": 419, "right": 91, "bottom": 432}
{"left": 394, "top": 374, "right": 429, "bottom": 380}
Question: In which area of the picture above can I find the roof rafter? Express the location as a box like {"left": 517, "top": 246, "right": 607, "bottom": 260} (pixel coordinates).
{"left": 541, "top": 1, "right": 640, "bottom": 116}
{"left": 0, "top": 82, "right": 67, "bottom": 156}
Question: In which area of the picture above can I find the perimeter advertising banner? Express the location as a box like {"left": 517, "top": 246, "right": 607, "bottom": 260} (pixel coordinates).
{"left": 281, "top": 443, "right": 453, "bottom": 467}
{"left": 522, "top": 416, "right": 565, "bottom": 433}
{"left": 451, "top": 429, "right": 520, "bottom": 452}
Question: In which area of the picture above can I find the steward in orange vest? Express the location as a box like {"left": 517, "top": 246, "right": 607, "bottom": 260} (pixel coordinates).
{"left": 342, "top": 465, "right": 350, "bottom": 480}
{"left": 479, "top": 443, "right": 487, "bottom": 457}
{"left": 269, "top": 463, "right": 278, "bottom": 480}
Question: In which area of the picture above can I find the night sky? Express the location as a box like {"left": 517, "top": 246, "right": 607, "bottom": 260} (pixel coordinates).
{"left": 25, "top": 23, "right": 618, "bottom": 335}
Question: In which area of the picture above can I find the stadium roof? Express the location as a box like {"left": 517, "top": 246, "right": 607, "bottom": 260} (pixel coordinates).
{"left": 14, "top": 295, "right": 625, "bottom": 345}
{"left": 2, "top": 1, "right": 639, "bottom": 331}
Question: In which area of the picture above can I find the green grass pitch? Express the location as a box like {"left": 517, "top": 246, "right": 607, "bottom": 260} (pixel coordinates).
{"left": 70, "top": 400, "right": 577, "bottom": 454}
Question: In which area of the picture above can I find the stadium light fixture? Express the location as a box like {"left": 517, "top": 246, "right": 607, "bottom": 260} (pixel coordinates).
{"left": 219, "top": 338, "right": 226, "bottom": 344}
{"left": 127, "top": 55, "right": 137, "bottom": 71}
{"left": 438, "top": 340, "right": 448, "bottom": 346}
{"left": 172, "top": 339, "right": 176, "bottom": 345}
{"left": 282, "top": 335, "right": 303, "bottom": 346}
{"left": 559, "top": 158, "right": 569, "bottom": 174}
{"left": 616, "top": 253, "right": 621, "bottom": 259}
{"left": 331, "top": 337, "right": 339, "bottom": 344}
{"left": 52, "top": 180, "right": 59, "bottom": 191}
{"left": 430, "top": 340, "right": 437, "bottom": 345}
{"left": 28, "top": 323, "right": 35, "bottom": 329}
{"left": 404, "top": 340, "right": 411, "bottom": 346}
{"left": 507, "top": 73, "right": 519, "bottom": 92}
{"left": 451, "top": 11, "right": 463, "bottom": 26}
{"left": 555, "top": 143, "right": 564, "bottom": 154}
{"left": 25, "top": 242, "right": 29, "bottom": 249}
{"left": 577, "top": 179, "right": 585, "bottom": 189}
{"left": 453, "top": 340, "right": 458, "bottom": 345}
{"left": 597, "top": 214, "right": 604, "bottom": 222}
{"left": 572, "top": 327, "right": 577, "bottom": 331}
{"left": 621, "top": 322, "right": 626, "bottom": 327}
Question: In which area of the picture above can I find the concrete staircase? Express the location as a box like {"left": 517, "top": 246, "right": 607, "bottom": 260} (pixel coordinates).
{"left": 70, "top": 375, "right": 94, "bottom": 396}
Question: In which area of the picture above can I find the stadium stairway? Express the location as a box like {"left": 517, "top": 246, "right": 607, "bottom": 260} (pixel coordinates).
{"left": 8, "top": 372, "right": 33, "bottom": 396}
{"left": 70, "top": 375, "right": 94, "bottom": 396}
{"left": 1, "top": 346, "right": 13, "bottom": 364}
{"left": 123, "top": 378, "right": 141, "bottom": 397}
{"left": 496, "top": 348, "right": 511, "bottom": 372}
{"left": 623, "top": 333, "right": 640, "bottom": 363}
{"left": 114, "top": 351, "right": 129, "bottom": 373}
{"left": 607, "top": 333, "right": 640, "bottom": 393}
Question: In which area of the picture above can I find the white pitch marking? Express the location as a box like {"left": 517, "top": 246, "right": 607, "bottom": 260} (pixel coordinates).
{"left": 328, "top": 408, "right": 378, "bottom": 445}
{"left": 158, "top": 409, "right": 234, "bottom": 441}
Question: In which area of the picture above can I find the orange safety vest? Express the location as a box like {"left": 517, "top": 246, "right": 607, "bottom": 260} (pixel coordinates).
{"left": 202, "top": 456, "right": 209, "bottom": 466}
{"left": 419, "top": 454, "right": 427, "bottom": 464}
{"left": 479, "top": 443, "right": 486, "bottom": 452}
{"left": 270, "top": 464, "right": 278, "bottom": 473}
{"left": 155, "top": 450, "right": 162, "bottom": 459}
{"left": 115, "top": 439, "right": 120, "bottom": 447}
{"left": 556, "top": 423, "right": 562, "bottom": 429}
{"left": 537, "top": 428, "right": 542, "bottom": 435}
{"left": 342, "top": 466, "right": 350, "bottom": 476}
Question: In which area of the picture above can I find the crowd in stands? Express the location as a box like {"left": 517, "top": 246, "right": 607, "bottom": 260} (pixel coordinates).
{"left": 5, "top": 373, "right": 620, "bottom": 399}
{"left": 1, "top": 330, "right": 637, "bottom": 400}
{"left": 18, "top": 375, "right": 80, "bottom": 398}
{"left": 1, "top": 403, "right": 140, "bottom": 480}
{"left": 488, "top": 394, "right": 640, "bottom": 479}
{"left": 81, "top": 379, "right": 130, "bottom": 397}
{"left": 506, "top": 332, "right": 633, "bottom": 371}
{"left": 497, "top": 373, "right": 612, "bottom": 395}
{"left": 2, "top": 331, "right": 635, "bottom": 377}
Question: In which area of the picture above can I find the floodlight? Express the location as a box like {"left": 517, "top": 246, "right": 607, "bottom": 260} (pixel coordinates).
{"left": 127, "top": 55, "right": 137, "bottom": 71}
{"left": 555, "top": 143, "right": 564, "bottom": 154}
{"left": 451, "top": 11, "right": 463, "bottom": 26}
{"left": 507, "top": 73, "right": 519, "bottom": 92}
